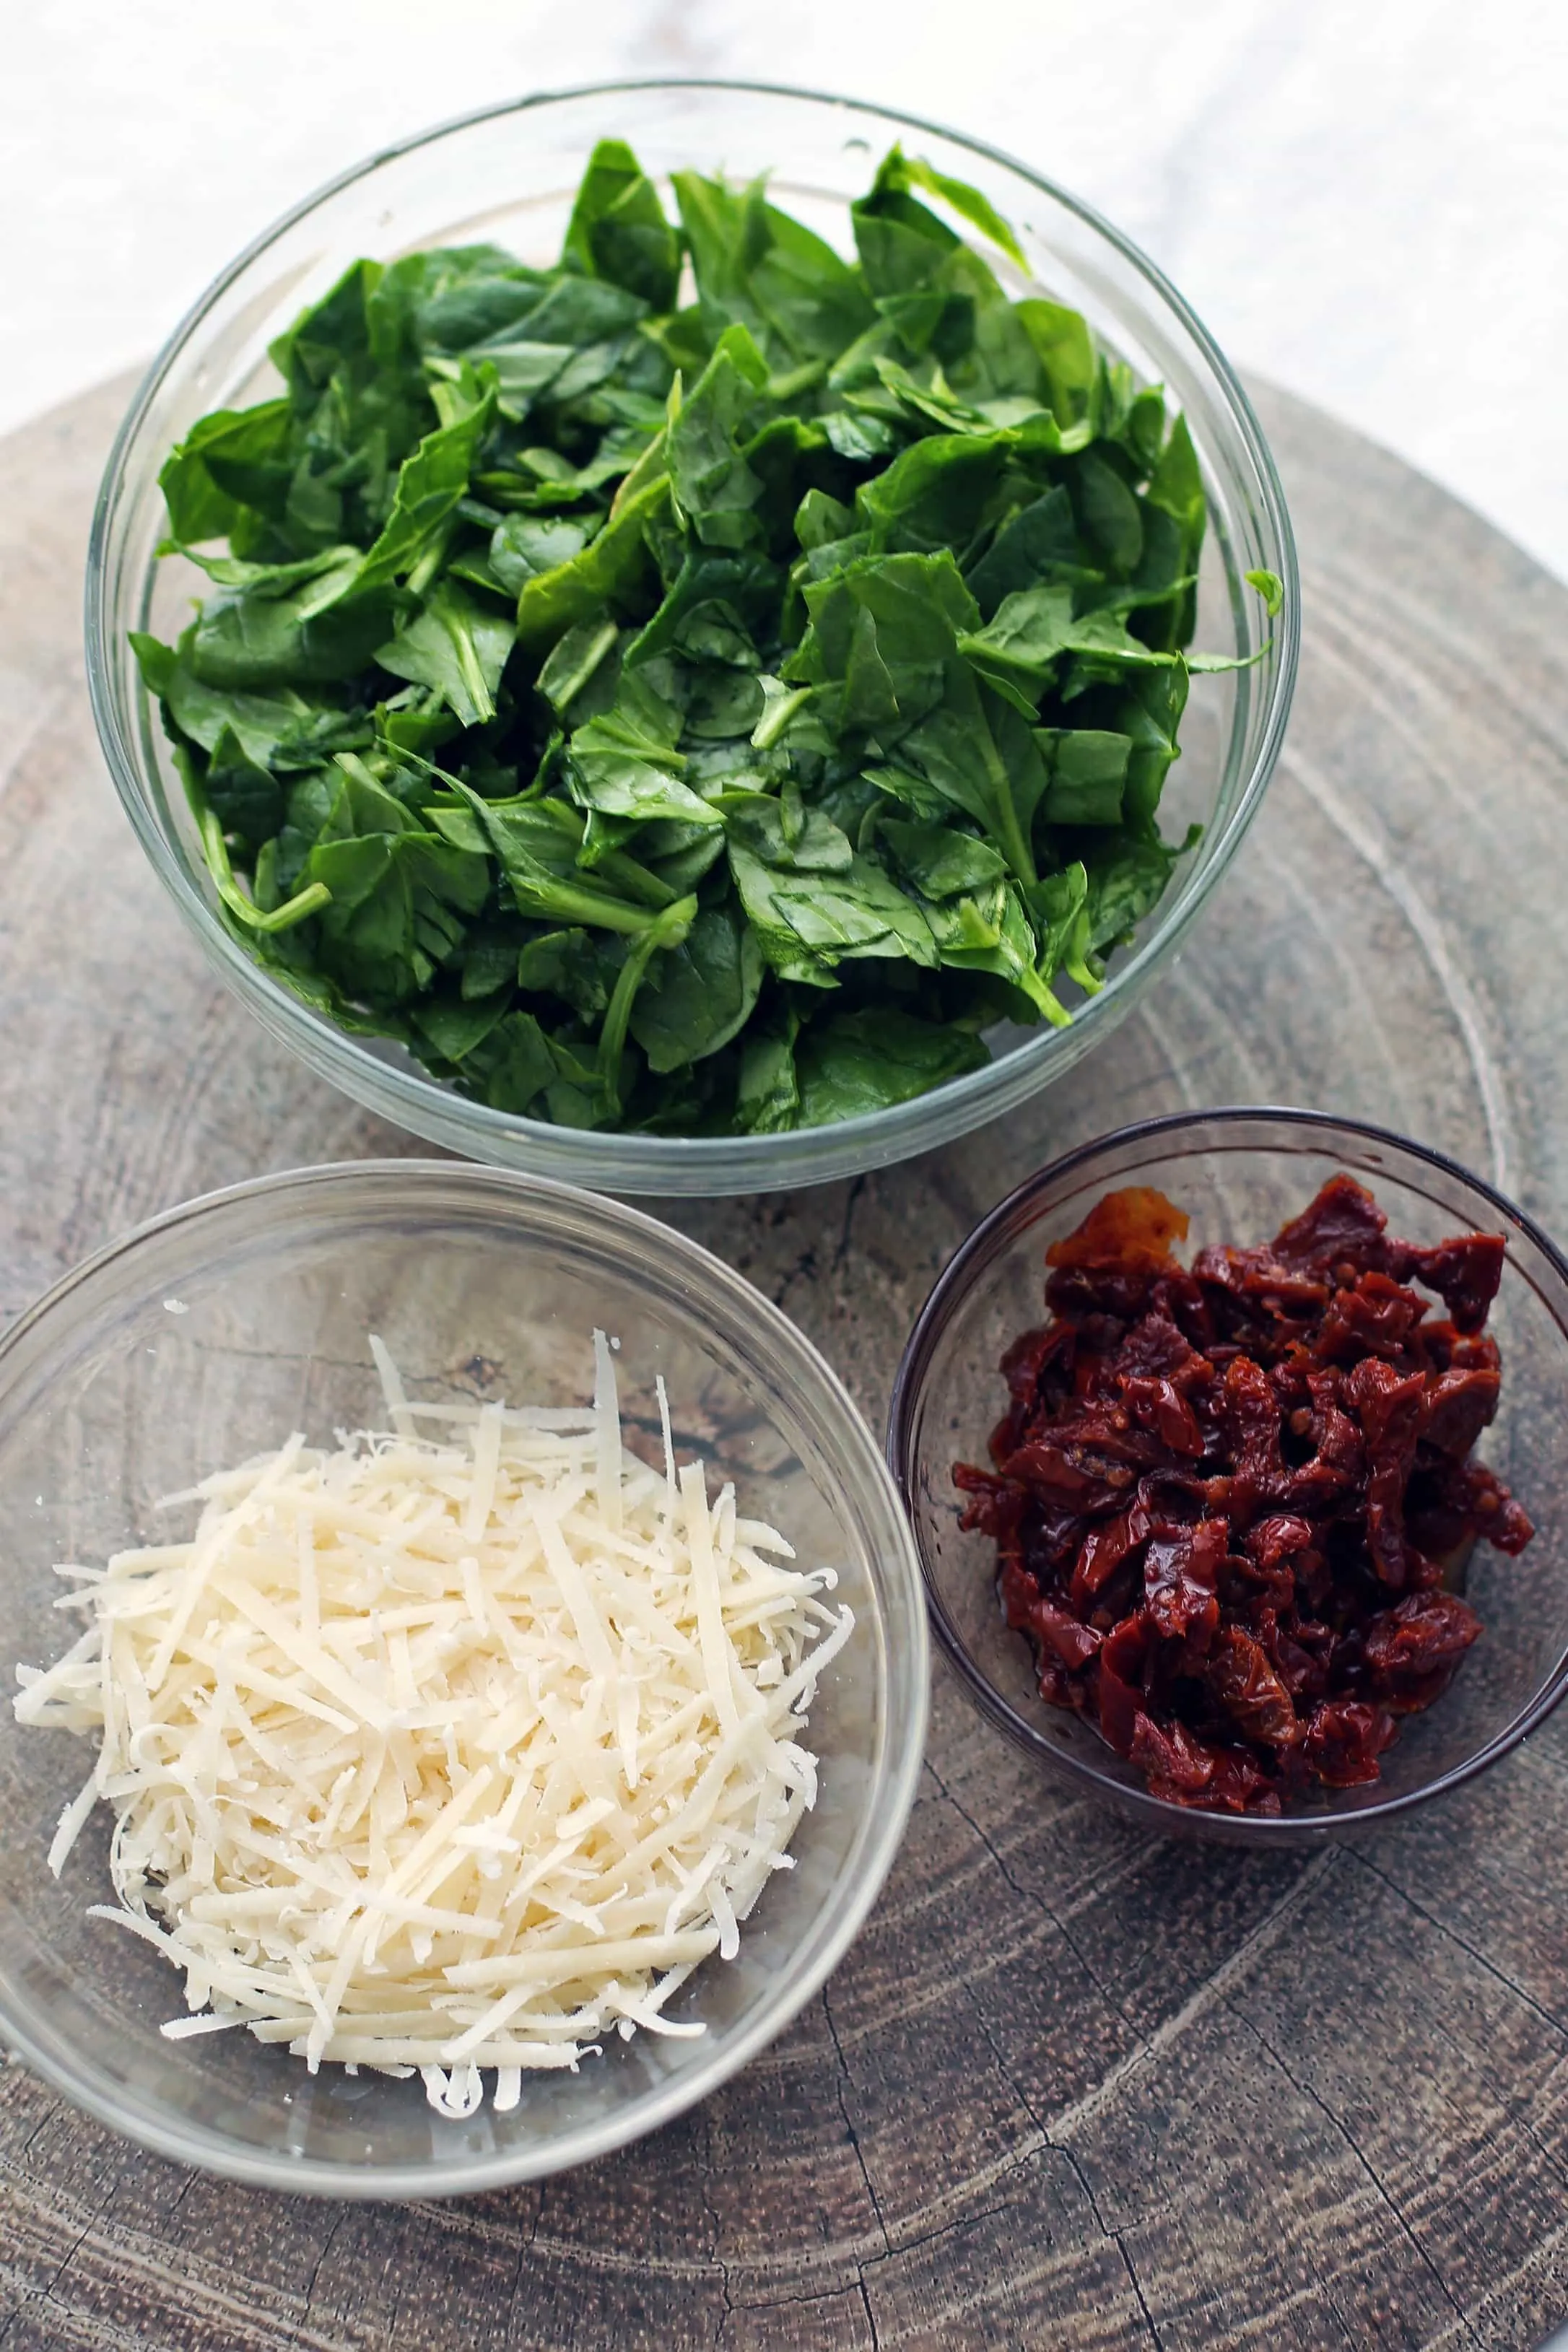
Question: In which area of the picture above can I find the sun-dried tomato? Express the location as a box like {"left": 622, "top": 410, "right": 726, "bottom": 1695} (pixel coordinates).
{"left": 1302, "top": 1700, "right": 1397, "bottom": 1786}
{"left": 1419, "top": 1364, "right": 1500, "bottom": 1458}
{"left": 1143, "top": 1520, "right": 1225, "bottom": 1645}
{"left": 1362, "top": 1589, "right": 1481, "bottom": 1702}
{"left": 1046, "top": 1186, "right": 1190, "bottom": 1273}
{"left": 1272, "top": 1173, "right": 1392, "bottom": 1272}
{"left": 1390, "top": 1234, "right": 1507, "bottom": 1335}
{"left": 956, "top": 1174, "right": 1532, "bottom": 1813}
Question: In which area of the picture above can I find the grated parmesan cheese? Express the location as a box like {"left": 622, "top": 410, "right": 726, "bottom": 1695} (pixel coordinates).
{"left": 14, "top": 1336, "right": 853, "bottom": 2117}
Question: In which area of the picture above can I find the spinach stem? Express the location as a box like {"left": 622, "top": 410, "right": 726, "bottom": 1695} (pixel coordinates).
{"left": 597, "top": 894, "right": 697, "bottom": 1111}
{"left": 178, "top": 749, "right": 331, "bottom": 934}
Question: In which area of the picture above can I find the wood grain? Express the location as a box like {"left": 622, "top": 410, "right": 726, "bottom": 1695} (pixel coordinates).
{"left": 1, "top": 373, "right": 1567, "bottom": 2351}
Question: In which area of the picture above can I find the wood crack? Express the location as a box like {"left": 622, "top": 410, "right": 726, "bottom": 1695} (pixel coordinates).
{"left": 1350, "top": 1850, "right": 1568, "bottom": 2045}
{"left": 1113, "top": 2235, "right": 1167, "bottom": 2352}
{"left": 821, "top": 1985, "right": 892, "bottom": 2262}
{"left": 920, "top": 1757, "right": 1121, "bottom": 2010}
{"left": 1053, "top": 2143, "right": 1164, "bottom": 2352}
{"left": 1231, "top": 2003, "right": 1483, "bottom": 2348}
{"left": 697, "top": 2142, "right": 734, "bottom": 2346}
{"left": 300, "top": 2213, "right": 346, "bottom": 2323}
{"left": 959, "top": 1979, "right": 1165, "bottom": 2352}
{"left": 1052, "top": 1851, "right": 1339, "bottom": 2143}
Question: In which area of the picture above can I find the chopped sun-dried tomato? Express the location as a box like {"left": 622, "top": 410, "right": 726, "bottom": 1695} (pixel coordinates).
{"left": 956, "top": 1175, "right": 1531, "bottom": 1813}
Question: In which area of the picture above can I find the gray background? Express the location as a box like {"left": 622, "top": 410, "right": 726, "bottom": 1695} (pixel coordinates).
{"left": 10, "top": 0, "right": 1568, "bottom": 578}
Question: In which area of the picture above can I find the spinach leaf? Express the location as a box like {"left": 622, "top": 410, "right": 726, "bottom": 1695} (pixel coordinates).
{"left": 412, "top": 265, "right": 550, "bottom": 357}
{"left": 958, "top": 585, "right": 1181, "bottom": 711}
{"left": 783, "top": 550, "right": 978, "bottom": 736}
{"left": 337, "top": 389, "right": 497, "bottom": 604}
{"left": 876, "top": 819, "right": 1009, "bottom": 898}
{"left": 625, "top": 548, "right": 781, "bottom": 670}
{"left": 858, "top": 432, "right": 1011, "bottom": 557}
{"left": 852, "top": 160, "right": 962, "bottom": 302}
{"left": 630, "top": 901, "right": 764, "bottom": 1070}
{"left": 1028, "top": 859, "right": 1099, "bottom": 998}
{"left": 375, "top": 582, "right": 515, "bottom": 726}
{"left": 672, "top": 171, "right": 874, "bottom": 367}
{"left": 563, "top": 138, "right": 681, "bottom": 311}
{"left": 188, "top": 578, "right": 394, "bottom": 689}
{"left": 517, "top": 928, "right": 614, "bottom": 1017}
{"left": 964, "top": 485, "right": 1086, "bottom": 616}
{"left": 668, "top": 326, "right": 770, "bottom": 550}
{"left": 200, "top": 725, "right": 285, "bottom": 845}
{"left": 796, "top": 1009, "right": 988, "bottom": 1125}
{"left": 489, "top": 513, "right": 591, "bottom": 594}
{"left": 169, "top": 543, "right": 366, "bottom": 601}
{"left": 536, "top": 617, "right": 619, "bottom": 715}
{"left": 895, "top": 666, "right": 1047, "bottom": 883}
{"left": 736, "top": 1004, "right": 802, "bottom": 1133}
{"left": 594, "top": 893, "right": 697, "bottom": 1112}
{"left": 1115, "top": 662, "right": 1189, "bottom": 835}
{"left": 956, "top": 583, "right": 1076, "bottom": 705}
{"left": 469, "top": 1009, "right": 558, "bottom": 1114}
{"left": 1085, "top": 836, "right": 1188, "bottom": 951}
{"left": 567, "top": 710, "right": 718, "bottom": 824}
{"left": 410, "top": 987, "right": 513, "bottom": 1066}
{"left": 1036, "top": 728, "right": 1131, "bottom": 826}
{"left": 869, "top": 149, "right": 1027, "bottom": 269}
{"left": 729, "top": 842, "right": 938, "bottom": 974}
{"left": 1069, "top": 451, "right": 1144, "bottom": 576}
{"left": 720, "top": 789, "right": 853, "bottom": 872}
{"left": 921, "top": 876, "right": 1068, "bottom": 1024}
{"left": 515, "top": 471, "right": 669, "bottom": 646}
{"left": 453, "top": 784, "right": 668, "bottom": 938}
{"left": 131, "top": 631, "right": 370, "bottom": 771}
{"left": 1016, "top": 300, "right": 1096, "bottom": 426}
{"left": 159, "top": 401, "right": 293, "bottom": 544}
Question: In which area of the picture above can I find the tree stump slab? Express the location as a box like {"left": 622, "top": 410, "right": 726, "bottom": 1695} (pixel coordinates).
{"left": 1, "top": 373, "right": 1567, "bottom": 2351}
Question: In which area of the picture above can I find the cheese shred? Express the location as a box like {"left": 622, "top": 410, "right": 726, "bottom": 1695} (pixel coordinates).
{"left": 14, "top": 1336, "right": 853, "bottom": 2116}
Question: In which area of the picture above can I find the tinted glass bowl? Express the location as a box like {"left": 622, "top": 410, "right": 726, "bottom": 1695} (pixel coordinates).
{"left": 889, "top": 1108, "right": 1568, "bottom": 1844}
{"left": 86, "top": 79, "right": 1297, "bottom": 1194}
{"left": 0, "top": 1162, "right": 927, "bottom": 2193}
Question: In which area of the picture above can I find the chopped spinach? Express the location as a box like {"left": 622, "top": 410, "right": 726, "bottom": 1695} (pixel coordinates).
{"left": 137, "top": 140, "right": 1275, "bottom": 1135}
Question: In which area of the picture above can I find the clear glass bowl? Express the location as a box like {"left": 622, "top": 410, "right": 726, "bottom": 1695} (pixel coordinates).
{"left": 0, "top": 1162, "right": 928, "bottom": 2195}
{"left": 887, "top": 1108, "right": 1568, "bottom": 1847}
{"left": 85, "top": 79, "right": 1298, "bottom": 1196}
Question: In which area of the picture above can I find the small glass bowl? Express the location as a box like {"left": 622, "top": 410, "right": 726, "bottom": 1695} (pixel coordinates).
{"left": 887, "top": 1107, "right": 1568, "bottom": 1847}
{"left": 0, "top": 1162, "right": 927, "bottom": 2196}
{"left": 85, "top": 79, "right": 1298, "bottom": 1197}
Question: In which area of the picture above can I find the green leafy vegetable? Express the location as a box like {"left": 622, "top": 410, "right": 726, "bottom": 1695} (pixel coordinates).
{"left": 797, "top": 1009, "right": 989, "bottom": 1124}
{"left": 375, "top": 581, "right": 515, "bottom": 726}
{"left": 563, "top": 138, "right": 681, "bottom": 311}
{"left": 1245, "top": 566, "right": 1285, "bottom": 616}
{"left": 135, "top": 136, "right": 1261, "bottom": 1134}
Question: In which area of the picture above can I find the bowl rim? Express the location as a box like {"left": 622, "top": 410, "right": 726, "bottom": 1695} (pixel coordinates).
{"left": 886, "top": 1102, "right": 1568, "bottom": 1844}
{"left": 84, "top": 75, "right": 1300, "bottom": 1193}
{"left": 0, "top": 1156, "right": 930, "bottom": 2198}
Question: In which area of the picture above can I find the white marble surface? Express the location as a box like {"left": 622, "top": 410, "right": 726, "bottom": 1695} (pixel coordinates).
{"left": 12, "top": 0, "right": 1568, "bottom": 576}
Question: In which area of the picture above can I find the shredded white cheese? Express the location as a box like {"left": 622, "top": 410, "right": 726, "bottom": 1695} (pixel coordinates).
{"left": 14, "top": 1336, "right": 853, "bottom": 2117}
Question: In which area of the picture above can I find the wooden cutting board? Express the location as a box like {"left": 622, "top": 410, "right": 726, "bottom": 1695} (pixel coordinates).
{"left": 2, "top": 373, "right": 1567, "bottom": 2352}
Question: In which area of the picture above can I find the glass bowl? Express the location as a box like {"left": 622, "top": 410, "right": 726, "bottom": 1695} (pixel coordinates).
{"left": 887, "top": 1107, "right": 1568, "bottom": 1847}
{"left": 85, "top": 79, "right": 1298, "bottom": 1196}
{"left": 0, "top": 1161, "right": 927, "bottom": 2196}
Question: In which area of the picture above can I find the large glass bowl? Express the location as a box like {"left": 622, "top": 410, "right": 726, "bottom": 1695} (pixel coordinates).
{"left": 0, "top": 1162, "right": 928, "bottom": 2196}
{"left": 887, "top": 1109, "right": 1568, "bottom": 1847}
{"left": 85, "top": 81, "right": 1298, "bottom": 1196}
